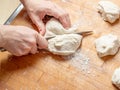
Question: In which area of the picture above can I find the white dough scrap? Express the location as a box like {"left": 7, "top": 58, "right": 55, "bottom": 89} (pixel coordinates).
{"left": 98, "top": 0, "right": 120, "bottom": 23}
{"left": 48, "top": 34, "right": 82, "bottom": 55}
{"left": 95, "top": 34, "right": 120, "bottom": 57}
{"left": 112, "top": 67, "right": 120, "bottom": 89}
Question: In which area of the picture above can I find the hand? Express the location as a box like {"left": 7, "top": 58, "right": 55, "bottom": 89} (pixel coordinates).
{"left": 20, "top": 0, "right": 71, "bottom": 35}
{"left": 0, "top": 25, "right": 48, "bottom": 56}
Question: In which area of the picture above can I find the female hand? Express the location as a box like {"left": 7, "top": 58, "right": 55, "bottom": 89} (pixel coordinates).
{"left": 0, "top": 25, "right": 48, "bottom": 56}
{"left": 20, "top": 0, "right": 71, "bottom": 35}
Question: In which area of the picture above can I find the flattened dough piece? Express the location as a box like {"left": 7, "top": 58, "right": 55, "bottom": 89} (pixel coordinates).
{"left": 112, "top": 67, "right": 120, "bottom": 89}
{"left": 95, "top": 34, "right": 120, "bottom": 57}
{"left": 98, "top": 1, "right": 120, "bottom": 23}
{"left": 48, "top": 34, "right": 82, "bottom": 55}
{"left": 45, "top": 18, "right": 77, "bottom": 38}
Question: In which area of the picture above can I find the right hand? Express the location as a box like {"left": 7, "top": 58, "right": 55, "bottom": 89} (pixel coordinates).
{"left": 0, "top": 25, "right": 48, "bottom": 56}
{"left": 20, "top": 0, "right": 71, "bottom": 35}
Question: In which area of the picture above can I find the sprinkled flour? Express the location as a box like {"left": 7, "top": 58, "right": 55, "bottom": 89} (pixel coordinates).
{"left": 63, "top": 49, "right": 91, "bottom": 74}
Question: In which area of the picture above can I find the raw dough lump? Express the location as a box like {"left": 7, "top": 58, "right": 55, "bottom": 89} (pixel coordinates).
{"left": 95, "top": 34, "right": 120, "bottom": 57}
{"left": 45, "top": 18, "right": 77, "bottom": 38}
{"left": 48, "top": 34, "right": 82, "bottom": 55}
{"left": 98, "top": 1, "right": 120, "bottom": 23}
{"left": 112, "top": 67, "right": 120, "bottom": 89}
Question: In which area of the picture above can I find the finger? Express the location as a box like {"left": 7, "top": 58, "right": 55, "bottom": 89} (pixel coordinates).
{"left": 45, "top": 7, "right": 71, "bottom": 29}
{"left": 11, "top": 48, "right": 29, "bottom": 56}
{"left": 6, "top": 46, "right": 23, "bottom": 56}
{"left": 4, "top": 42, "right": 25, "bottom": 56}
{"left": 50, "top": 3, "right": 71, "bottom": 27}
{"left": 29, "top": 14, "right": 46, "bottom": 35}
{"left": 39, "top": 20, "right": 46, "bottom": 36}
{"left": 18, "top": 43, "right": 31, "bottom": 56}
{"left": 36, "top": 34, "right": 48, "bottom": 49}
{"left": 59, "top": 13, "right": 71, "bottom": 29}
{"left": 30, "top": 44, "right": 38, "bottom": 54}
{"left": 39, "top": 12, "right": 46, "bottom": 20}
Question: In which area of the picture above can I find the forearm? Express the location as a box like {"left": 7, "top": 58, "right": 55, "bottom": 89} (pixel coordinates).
{"left": 0, "top": 25, "right": 5, "bottom": 47}
{"left": 20, "top": 0, "right": 43, "bottom": 8}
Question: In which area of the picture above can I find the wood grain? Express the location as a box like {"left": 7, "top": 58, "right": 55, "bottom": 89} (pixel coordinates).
{"left": 0, "top": 0, "right": 120, "bottom": 89}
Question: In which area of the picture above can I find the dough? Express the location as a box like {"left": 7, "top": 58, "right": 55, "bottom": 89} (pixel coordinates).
{"left": 95, "top": 34, "right": 120, "bottom": 57}
{"left": 45, "top": 18, "right": 82, "bottom": 55}
{"left": 98, "top": 1, "right": 120, "bottom": 23}
{"left": 48, "top": 34, "right": 82, "bottom": 55}
{"left": 112, "top": 67, "right": 120, "bottom": 89}
{"left": 45, "top": 18, "right": 77, "bottom": 38}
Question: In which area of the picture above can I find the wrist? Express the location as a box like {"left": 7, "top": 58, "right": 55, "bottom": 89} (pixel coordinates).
{"left": 0, "top": 25, "right": 5, "bottom": 47}
{"left": 20, "top": 0, "right": 28, "bottom": 7}
{"left": 20, "top": 0, "right": 35, "bottom": 13}
{"left": 20, "top": 0, "right": 44, "bottom": 10}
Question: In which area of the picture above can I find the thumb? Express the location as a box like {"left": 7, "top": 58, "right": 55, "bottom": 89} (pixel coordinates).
{"left": 36, "top": 34, "right": 48, "bottom": 49}
{"left": 29, "top": 14, "right": 46, "bottom": 36}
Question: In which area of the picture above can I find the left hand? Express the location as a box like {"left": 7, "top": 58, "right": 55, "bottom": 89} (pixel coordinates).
{"left": 20, "top": 0, "right": 71, "bottom": 35}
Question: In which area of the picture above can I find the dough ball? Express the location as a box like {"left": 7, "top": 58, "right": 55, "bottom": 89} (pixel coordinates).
{"left": 45, "top": 18, "right": 77, "bottom": 38}
{"left": 95, "top": 34, "right": 120, "bottom": 57}
{"left": 98, "top": 1, "right": 120, "bottom": 23}
{"left": 112, "top": 67, "right": 120, "bottom": 89}
{"left": 48, "top": 34, "right": 82, "bottom": 55}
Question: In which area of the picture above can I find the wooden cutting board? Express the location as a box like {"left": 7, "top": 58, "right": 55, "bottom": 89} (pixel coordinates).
{"left": 0, "top": 0, "right": 120, "bottom": 89}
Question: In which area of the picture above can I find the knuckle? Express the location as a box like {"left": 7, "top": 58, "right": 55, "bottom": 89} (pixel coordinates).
{"left": 59, "top": 12, "right": 69, "bottom": 19}
{"left": 30, "top": 40, "right": 36, "bottom": 45}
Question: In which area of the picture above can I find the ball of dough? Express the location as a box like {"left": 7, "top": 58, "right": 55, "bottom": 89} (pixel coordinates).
{"left": 45, "top": 18, "right": 77, "bottom": 38}
{"left": 95, "top": 34, "right": 120, "bottom": 57}
{"left": 98, "top": 1, "right": 120, "bottom": 23}
{"left": 48, "top": 34, "right": 82, "bottom": 55}
{"left": 112, "top": 67, "right": 120, "bottom": 89}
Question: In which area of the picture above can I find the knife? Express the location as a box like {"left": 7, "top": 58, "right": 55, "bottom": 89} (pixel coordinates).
{"left": 0, "top": 30, "right": 93, "bottom": 52}
{"left": 0, "top": 3, "right": 23, "bottom": 52}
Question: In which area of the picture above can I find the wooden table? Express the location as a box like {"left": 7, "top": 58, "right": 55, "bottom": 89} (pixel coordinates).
{"left": 0, "top": 0, "right": 120, "bottom": 89}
